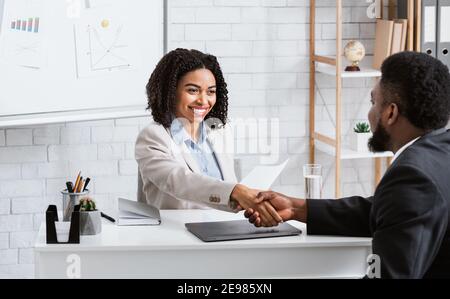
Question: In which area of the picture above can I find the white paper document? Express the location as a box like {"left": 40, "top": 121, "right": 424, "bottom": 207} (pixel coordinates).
{"left": 240, "top": 159, "right": 289, "bottom": 190}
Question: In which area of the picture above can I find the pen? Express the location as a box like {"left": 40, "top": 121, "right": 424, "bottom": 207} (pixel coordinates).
{"left": 101, "top": 212, "right": 115, "bottom": 223}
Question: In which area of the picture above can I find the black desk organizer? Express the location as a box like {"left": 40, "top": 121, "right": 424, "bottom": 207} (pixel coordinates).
{"left": 46, "top": 204, "right": 80, "bottom": 244}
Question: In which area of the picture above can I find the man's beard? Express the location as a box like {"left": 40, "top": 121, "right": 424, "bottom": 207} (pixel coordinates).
{"left": 368, "top": 122, "right": 391, "bottom": 152}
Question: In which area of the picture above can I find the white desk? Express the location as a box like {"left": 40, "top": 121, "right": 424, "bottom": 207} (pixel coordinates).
{"left": 34, "top": 209, "right": 372, "bottom": 279}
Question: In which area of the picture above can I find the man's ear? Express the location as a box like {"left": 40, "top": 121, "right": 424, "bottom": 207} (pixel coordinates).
{"left": 386, "top": 103, "right": 400, "bottom": 126}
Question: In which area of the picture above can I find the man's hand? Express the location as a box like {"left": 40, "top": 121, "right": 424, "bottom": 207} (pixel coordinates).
{"left": 230, "top": 184, "right": 283, "bottom": 226}
{"left": 244, "top": 191, "right": 307, "bottom": 227}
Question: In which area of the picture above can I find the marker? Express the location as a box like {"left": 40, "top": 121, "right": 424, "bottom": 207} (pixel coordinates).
{"left": 66, "top": 181, "right": 74, "bottom": 193}
{"left": 83, "top": 177, "right": 91, "bottom": 192}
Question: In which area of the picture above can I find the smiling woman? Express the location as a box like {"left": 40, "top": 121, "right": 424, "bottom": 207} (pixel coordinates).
{"left": 145, "top": 48, "right": 228, "bottom": 130}
{"left": 174, "top": 68, "right": 217, "bottom": 142}
{"left": 134, "top": 48, "right": 281, "bottom": 225}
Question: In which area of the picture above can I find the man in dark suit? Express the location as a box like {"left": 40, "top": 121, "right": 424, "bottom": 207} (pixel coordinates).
{"left": 246, "top": 52, "right": 450, "bottom": 279}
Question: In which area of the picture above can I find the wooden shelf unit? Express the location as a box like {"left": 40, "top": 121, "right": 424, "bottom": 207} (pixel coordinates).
{"left": 309, "top": 0, "right": 415, "bottom": 198}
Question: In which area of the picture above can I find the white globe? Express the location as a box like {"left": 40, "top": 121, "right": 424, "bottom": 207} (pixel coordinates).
{"left": 344, "top": 40, "right": 366, "bottom": 64}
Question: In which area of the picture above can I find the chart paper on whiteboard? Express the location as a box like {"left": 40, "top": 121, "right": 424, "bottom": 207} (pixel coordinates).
{"left": 0, "top": 0, "right": 45, "bottom": 68}
{"left": 74, "top": 10, "right": 139, "bottom": 78}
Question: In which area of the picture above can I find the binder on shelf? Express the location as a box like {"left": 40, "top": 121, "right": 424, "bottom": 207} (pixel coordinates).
{"left": 415, "top": 0, "right": 422, "bottom": 52}
{"left": 398, "top": 0, "right": 409, "bottom": 18}
{"left": 397, "top": 0, "right": 415, "bottom": 51}
{"left": 391, "top": 21, "right": 405, "bottom": 55}
{"left": 395, "top": 19, "right": 408, "bottom": 52}
{"left": 421, "top": 0, "right": 438, "bottom": 57}
{"left": 373, "top": 19, "right": 394, "bottom": 70}
{"left": 438, "top": 0, "right": 450, "bottom": 69}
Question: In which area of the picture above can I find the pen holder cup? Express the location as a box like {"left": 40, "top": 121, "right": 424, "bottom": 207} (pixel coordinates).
{"left": 61, "top": 189, "right": 89, "bottom": 222}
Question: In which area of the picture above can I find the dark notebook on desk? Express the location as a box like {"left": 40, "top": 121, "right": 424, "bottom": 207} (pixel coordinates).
{"left": 185, "top": 220, "right": 301, "bottom": 242}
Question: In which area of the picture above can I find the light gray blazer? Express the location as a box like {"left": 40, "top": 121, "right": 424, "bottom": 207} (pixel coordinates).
{"left": 135, "top": 121, "right": 238, "bottom": 210}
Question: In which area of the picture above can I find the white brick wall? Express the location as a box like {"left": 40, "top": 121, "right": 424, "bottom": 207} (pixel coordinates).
{"left": 19, "top": 248, "right": 34, "bottom": 265}
{"left": 0, "top": 249, "right": 18, "bottom": 265}
{"left": 6, "top": 129, "right": 33, "bottom": 146}
{"left": 0, "top": 199, "right": 10, "bottom": 215}
{"left": 0, "top": 130, "right": 5, "bottom": 146}
{"left": 33, "top": 126, "right": 61, "bottom": 145}
{"left": 0, "top": 1, "right": 379, "bottom": 277}
{"left": 10, "top": 231, "right": 37, "bottom": 249}
{"left": 0, "top": 180, "right": 45, "bottom": 198}
{"left": 0, "top": 165, "right": 21, "bottom": 180}
{"left": 0, "top": 233, "right": 8, "bottom": 249}
{"left": 0, "top": 146, "right": 47, "bottom": 164}
{"left": 0, "top": 215, "right": 34, "bottom": 232}
{"left": 60, "top": 127, "right": 91, "bottom": 145}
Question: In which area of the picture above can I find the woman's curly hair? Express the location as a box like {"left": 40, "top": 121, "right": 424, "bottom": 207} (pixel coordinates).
{"left": 146, "top": 48, "right": 228, "bottom": 128}
{"left": 380, "top": 51, "right": 450, "bottom": 130}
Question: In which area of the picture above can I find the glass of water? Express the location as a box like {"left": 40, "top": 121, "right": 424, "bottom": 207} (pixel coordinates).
{"left": 303, "top": 164, "right": 322, "bottom": 199}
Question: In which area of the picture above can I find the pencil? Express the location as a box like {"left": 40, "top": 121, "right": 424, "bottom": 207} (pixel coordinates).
{"left": 77, "top": 177, "right": 83, "bottom": 193}
{"left": 78, "top": 178, "right": 85, "bottom": 193}
{"left": 73, "top": 171, "right": 81, "bottom": 194}
{"left": 78, "top": 179, "right": 83, "bottom": 193}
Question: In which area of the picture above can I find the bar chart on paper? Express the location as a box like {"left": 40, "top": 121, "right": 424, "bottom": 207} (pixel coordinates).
{"left": 10, "top": 17, "right": 39, "bottom": 32}
{"left": 0, "top": 0, "right": 44, "bottom": 69}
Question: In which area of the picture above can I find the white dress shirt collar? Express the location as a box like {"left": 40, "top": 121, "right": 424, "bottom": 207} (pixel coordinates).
{"left": 391, "top": 136, "right": 421, "bottom": 163}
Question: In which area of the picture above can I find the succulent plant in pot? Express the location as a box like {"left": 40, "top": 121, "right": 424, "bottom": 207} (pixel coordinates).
{"left": 79, "top": 196, "right": 102, "bottom": 235}
{"left": 351, "top": 122, "right": 372, "bottom": 152}
{"left": 80, "top": 197, "right": 96, "bottom": 211}
{"left": 354, "top": 122, "right": 370, "bottom": 134}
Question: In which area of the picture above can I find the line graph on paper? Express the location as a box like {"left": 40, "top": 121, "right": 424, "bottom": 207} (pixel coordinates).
{"left": 88, "top": 23, "right": 130, "bottom": 71}
{"left": 74, "top": 15, "right": 137, "bottom": 78}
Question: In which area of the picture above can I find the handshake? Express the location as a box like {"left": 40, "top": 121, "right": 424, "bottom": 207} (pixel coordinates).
{"left": 230, "top": 184, "right": 307, "bottom": 227}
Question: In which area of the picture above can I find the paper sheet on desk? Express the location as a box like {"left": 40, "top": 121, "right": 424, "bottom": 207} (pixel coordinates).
{"left": 240, "top": 159, "right": 289, "bottom": 190}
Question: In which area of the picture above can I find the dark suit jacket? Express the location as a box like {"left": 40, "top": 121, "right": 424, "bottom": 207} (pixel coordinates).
{"left": 307, "top": 128, "right": 450, "bottom": 279}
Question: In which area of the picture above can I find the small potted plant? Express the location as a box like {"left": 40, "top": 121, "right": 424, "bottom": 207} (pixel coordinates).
{"left": 79, "top": 197, "right": 102, "bottom": 235}
{"left": 351, "top": 122, "right": 372, "bottom": 152}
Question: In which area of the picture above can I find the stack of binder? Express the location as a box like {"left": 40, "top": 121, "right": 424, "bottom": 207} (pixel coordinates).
{"left": 373, "top": 0, "right": 450, "bottom": 71}
{"left": 373, "top": 19, "right": 408, "bottom": 70}
{"left": 419, "top": 0, "right": 450, "bottom": 69}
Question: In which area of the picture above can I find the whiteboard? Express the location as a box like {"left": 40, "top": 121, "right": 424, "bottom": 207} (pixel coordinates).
{"left": 0, "top": 0, "right": 164, "bottom": 126}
